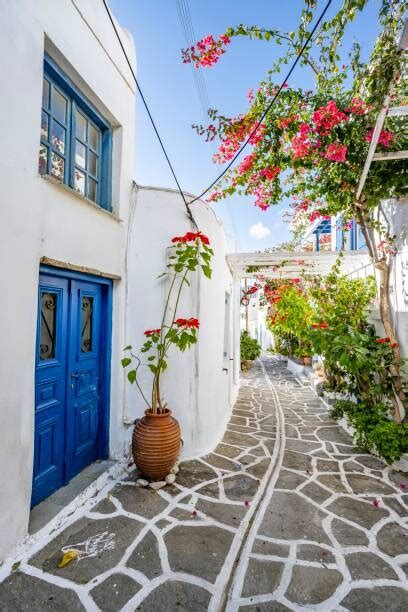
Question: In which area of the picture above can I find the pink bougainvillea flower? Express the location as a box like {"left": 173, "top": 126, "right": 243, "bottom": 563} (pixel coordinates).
{"left": 308, "top": 210, "right": 322, "bottom": 222}
{"left": 247, "top": 285, "right": 259, "bottom": 295}
{"left": 313, "top": 100, "right": 347, "bottom": 134}
{"left": 238, "top": 153, "right": 255, "bottom": 175}
{"left": 248, "top": 123, "right": 266, "bottom": 145}
{"left": 175, "top": 317, "right": 200, "bottom": 329}
{"left": 325, "top": 143, "right": 347, "bottom": 162}
{"left": 144, "top": 328, "right": 161, "bottom": 336}
{"left": 292, "top": 123, "right": 313, "bottom": 159}
{"left": 345, "top": 98, "right": 368, "bottom": 115}
{"left": 365, "top": 128, "right": 394, "bottom": 147}
{"left": 375, "top": 337, "right": 390, "bottom": 344}
{"left": 260, "top": 166, "right": 281, "bottom": 181}
{"left": 206, "top": 190, "right": 222, "bottom": 203}
{"left": 277, "top": 114, "right": 298, "bottom": 130}
{"left": 181, "top": 33, "right": 231, "bottom": 68}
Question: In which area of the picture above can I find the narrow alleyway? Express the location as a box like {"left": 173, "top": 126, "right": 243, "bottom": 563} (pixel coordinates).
{"left": 1, "top": 356, "right": 407, "bottom": 611}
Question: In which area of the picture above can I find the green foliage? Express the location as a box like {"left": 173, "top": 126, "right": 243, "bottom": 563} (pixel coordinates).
{"left": 331, "top": 399, "right": 408, "bottom": 464}
{"left": 267, "top": 271, "right": 406, "bottom": 460}
{"left": 240, "top": 331, "right": 261, "bottom": 361}
{"left": 270, "top": 330, "right": 299, "bottom": 358}
{"left": 268, "top": 284, "right": 314, "bottom": 356}
{"left": 308, "top": 270, "right": 398, "bottom": 406}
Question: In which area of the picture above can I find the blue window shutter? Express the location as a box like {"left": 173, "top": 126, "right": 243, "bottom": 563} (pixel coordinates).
{"left": 357, "top": 224, "right": 366, "bottom": 249}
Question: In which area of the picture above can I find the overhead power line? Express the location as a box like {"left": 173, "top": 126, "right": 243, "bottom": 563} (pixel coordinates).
{"left": 187, "top": 0, "right": 333, "bottom": 204}
{"left": 102, "top": 0, "right": 197, "bottom": 227}
{"left": 176, "top": 0, "right": 239, "bottom": 246}
{"left": 176, "top": 0, "right": 211, "bottom": 122}
{"left": 102, "top": 0, "right": 333, "bottom": 215}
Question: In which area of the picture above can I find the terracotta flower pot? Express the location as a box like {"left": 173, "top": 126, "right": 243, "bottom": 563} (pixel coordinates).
{"left": 303, "top": 356, "right": 312, "bottom": 365}
{"left": 132, "top": 408, "right": 181, "bottom": 481}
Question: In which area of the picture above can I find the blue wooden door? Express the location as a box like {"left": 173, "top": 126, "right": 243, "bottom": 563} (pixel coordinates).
{"left": 33, "top": 272, "right": 106, "bottom": 507}
{"left": 66, "top": 280, "right": 102, "bottom": 479}
{"left": 32, "top": 275, "right": 69, "bottom": 507}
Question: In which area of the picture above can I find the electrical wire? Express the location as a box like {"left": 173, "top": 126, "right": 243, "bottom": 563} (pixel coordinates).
{"left": 177, "top": 0, "right": 211, "bottom": 122}
{"left": 176, "top": 0, "right": 239, "bottom": 246}
{"left": 103, "top": 0, "right": 333, "bottom": 214}
{"left": 186, "top": 0, "right": 333, "bottom": 204}
{"left": 102, "top": 0, "right": 197, "bottom": 227}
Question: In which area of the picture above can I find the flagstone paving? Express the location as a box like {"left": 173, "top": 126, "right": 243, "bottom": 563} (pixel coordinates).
{"left": 1, "top": 355, "right": 407, "bottom": 610}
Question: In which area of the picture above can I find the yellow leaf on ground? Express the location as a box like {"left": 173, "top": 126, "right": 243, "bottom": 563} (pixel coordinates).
{"left": 58, "top": 549, "right": 79, "bottom": 568}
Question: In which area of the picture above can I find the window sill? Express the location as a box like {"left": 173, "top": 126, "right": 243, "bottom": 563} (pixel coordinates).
{"left": 39, "top": 174, "right": 123, "bottom": 222}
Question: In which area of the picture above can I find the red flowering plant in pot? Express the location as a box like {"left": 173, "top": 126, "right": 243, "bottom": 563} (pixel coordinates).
{"left": 121, "top": 230, "right": 213, "bottom": 480}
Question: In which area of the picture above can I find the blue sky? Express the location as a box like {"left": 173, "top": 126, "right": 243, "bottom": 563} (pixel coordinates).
{"left": 109, "top": 0, "right": 381, "bottom": 251}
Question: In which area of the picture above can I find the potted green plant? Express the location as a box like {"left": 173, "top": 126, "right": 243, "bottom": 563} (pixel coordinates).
{"left": 240, "top": 331, "right": 261, "bottom": 371}
{"left": 121, "top": 231, "right": 213, "bottom": 480}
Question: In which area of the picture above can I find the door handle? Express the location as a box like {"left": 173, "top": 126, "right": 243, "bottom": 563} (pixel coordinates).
{"left": 223, "top": 368, "right": 229, "bottom": 373}
{"left": 70, "top": 372, "right": 79, "bottom": 390}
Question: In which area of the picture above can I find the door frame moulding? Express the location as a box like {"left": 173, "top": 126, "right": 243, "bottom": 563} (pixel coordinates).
{"left": 40, "top": 256, "right": 121, "bottom": 280}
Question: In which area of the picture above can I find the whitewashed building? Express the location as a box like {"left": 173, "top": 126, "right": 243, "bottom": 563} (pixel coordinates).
{"left": 0, "top": 0, "right": 237, "bottom": 562}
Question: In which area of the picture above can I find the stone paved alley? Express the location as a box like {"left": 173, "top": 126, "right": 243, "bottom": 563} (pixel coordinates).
{"left": 1, "top": 355, "right": 407, "bottom": 611}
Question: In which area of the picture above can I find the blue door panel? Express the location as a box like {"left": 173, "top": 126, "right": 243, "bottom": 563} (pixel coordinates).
{"left": 66, "top": 281, "right": 101, "bottom": 480}
{"left": 32, "top": 276, "right": 68, "bottom": 507}
{"left": 33, "top": 271, "right": 109, "bottom": 507}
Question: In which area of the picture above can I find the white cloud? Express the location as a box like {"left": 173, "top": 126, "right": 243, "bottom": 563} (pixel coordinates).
{"left": 249, "top": 222, "right": 271, "bottom": 240}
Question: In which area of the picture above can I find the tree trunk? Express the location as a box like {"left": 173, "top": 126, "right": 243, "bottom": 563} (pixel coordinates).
{"left": 354, "top": 205, "right": 405, "bottom": 422}
{"left": 376, "top": 259, "right": 405, "bottom": 422}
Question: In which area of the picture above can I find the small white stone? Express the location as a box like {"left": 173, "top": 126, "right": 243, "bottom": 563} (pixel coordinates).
{"left": 136, "top": 478, "right": 149, "bottom": 487}
{"left": 149, "top": 480, "right": 166, "bottom": 490}
{"left": 170, "top": 465, "right": 179, "bottom": 475}
{"left": 165, "top": 473, "right": 176, "bottom": 484}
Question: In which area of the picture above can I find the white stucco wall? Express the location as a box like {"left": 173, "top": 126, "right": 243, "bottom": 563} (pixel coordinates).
{"left": 346, "top": 199, "right": 408, "bottom": 361}
{"left": 124, "top": 186, "right": 238, "bottom": 459}
{"left": 0, "top": 0, "right": 135, "bottom": 561}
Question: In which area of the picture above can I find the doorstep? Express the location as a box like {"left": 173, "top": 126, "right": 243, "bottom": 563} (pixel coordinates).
{"left": 29, "top": 460, "right": 116, "bottom": 535}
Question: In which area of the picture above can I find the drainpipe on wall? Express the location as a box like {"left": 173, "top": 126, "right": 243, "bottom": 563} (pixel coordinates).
{"left": 122, "top": 181, "right": 139, "bottom": 426}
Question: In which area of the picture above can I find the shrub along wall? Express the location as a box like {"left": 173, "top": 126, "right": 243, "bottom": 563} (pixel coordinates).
{"left": 266, "top": 269, "right": 407, "bottom": 463}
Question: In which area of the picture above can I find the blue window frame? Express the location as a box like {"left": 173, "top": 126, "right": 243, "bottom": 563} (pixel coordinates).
{"left": 39, "top": 55, "right": 112, "bottom": 211}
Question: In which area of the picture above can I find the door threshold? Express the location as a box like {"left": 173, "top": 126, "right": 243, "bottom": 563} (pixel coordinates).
{"left": 29, "top": 460, "right": 116, "bottom": 535}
